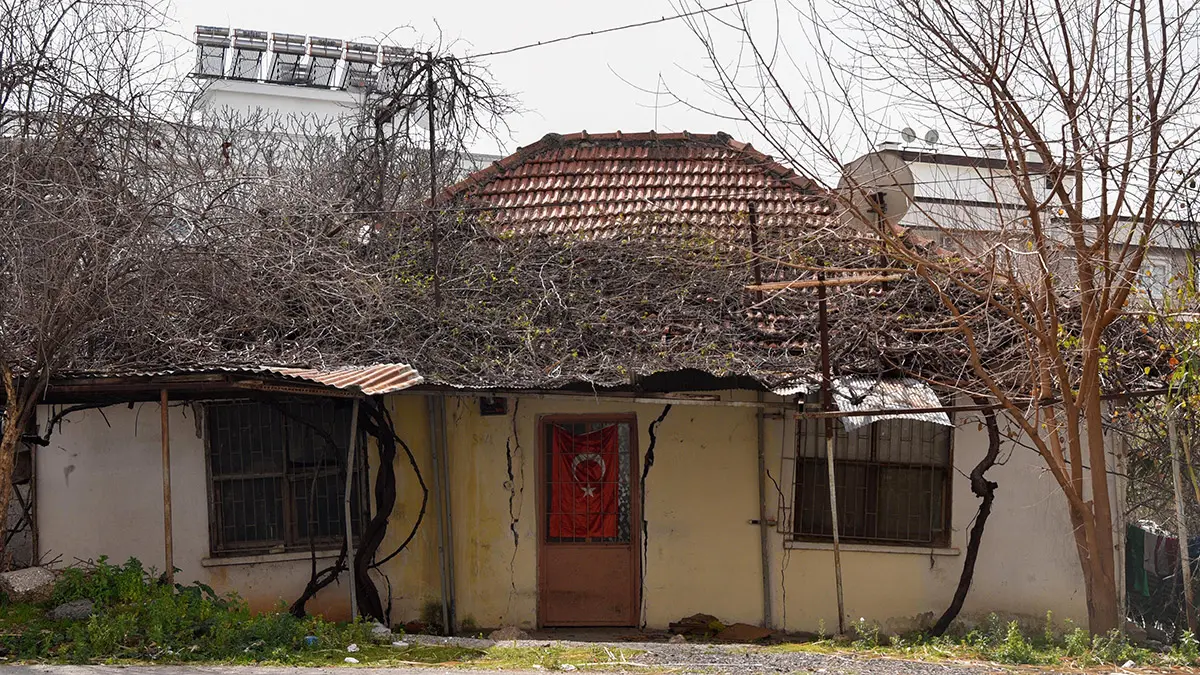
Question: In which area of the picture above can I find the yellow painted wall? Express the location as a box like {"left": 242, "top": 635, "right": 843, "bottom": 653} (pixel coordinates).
{"left": 379, "top": 392, "right": 1096, "bottom": 633}
{"left": 377, "top": 393, "right": 765, "bottom": 629}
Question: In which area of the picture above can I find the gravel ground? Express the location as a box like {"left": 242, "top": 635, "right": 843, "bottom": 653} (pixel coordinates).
{"left": 0, "top": 641, "right": 1068, "bottom": 675}
{"left": 411, "top": 635, "right": 1009, "bottom": 674}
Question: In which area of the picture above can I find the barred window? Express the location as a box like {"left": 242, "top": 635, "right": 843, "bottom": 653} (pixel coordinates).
{"left": 793, "top": 402, "right": 951, "bottom": 547}
{"left": 205, "top": 400, "right": 367, "bottom": 556}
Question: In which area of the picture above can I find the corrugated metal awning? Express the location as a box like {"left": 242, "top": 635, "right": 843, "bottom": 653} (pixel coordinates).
{"left": 832, "top": 376, "right": 952, "bottom": 431}
{"left": 773, "top": 375, "right": 954, "bottom": 431}
{"left": 52, "top": 363, "right": 424, "bottom": 397}
{"left": 259, "top": 364, "right": 423, "bottom": 395}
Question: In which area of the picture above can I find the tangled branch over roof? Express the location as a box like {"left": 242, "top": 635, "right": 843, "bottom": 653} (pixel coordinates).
{"left": 15, "top": 129, "right": 1167, "bottom": 397}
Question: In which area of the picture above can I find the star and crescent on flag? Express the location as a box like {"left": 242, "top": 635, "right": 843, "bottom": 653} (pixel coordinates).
{"left": 549, "top": 424, "right": 621, "bottom": 539}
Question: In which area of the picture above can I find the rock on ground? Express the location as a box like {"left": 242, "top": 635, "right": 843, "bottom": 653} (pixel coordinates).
{"left": 0, "top": 566, "right": 56, "bottom": 604}
{"left": 489, "top": 626, "right": 530, "bottom": 641}
{"left": 48, "top": 599, "right": 94, "bottom": 621}
{"left": 370, "top": 623, "right": 394, "bottom": 642}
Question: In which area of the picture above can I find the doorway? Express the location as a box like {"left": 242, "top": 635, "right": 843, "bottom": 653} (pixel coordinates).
{"left": 537, "top": 415, "right": 640, "bottom": 626}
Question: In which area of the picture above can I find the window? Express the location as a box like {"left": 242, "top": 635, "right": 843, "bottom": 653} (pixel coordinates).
{"left": 205, "top": 400, "right": 367, "bottom": 555}
{"left": 793, "top": 400, "right": 951, "bottom": 547}
{"left": 1138, "top": 259, "right": 1173, "bottom": 300}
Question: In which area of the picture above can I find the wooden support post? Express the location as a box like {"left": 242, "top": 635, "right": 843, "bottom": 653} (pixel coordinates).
{"left": 1170, "top": 417, "right": 1196, "bottom": 633}
{"left": 344, "top": 397, "right": 362, "bottom": 620}
{"left": 160, "top": 389, "right": 174, "bottom": 585}
{"left": 817, "top": 271, "right": 846, "bottom": 636}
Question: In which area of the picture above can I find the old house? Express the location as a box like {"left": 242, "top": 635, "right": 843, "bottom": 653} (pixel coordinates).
{"left": 29, "top": 131, "right": 1125, "bottom": 634}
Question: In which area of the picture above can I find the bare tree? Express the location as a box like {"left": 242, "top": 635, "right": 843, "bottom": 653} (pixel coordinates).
{"left": 682, "top": 0, "right": 1200, "bottom": 633}
{"left": 0, "top": 0, "right": 515, "bottom": 578}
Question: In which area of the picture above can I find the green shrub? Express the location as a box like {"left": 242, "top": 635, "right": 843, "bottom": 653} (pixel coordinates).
{"left": 1090, "top": 629, "right": 1139, "bottom": 665}
{"left": 0, "top": 556, "right": 377, "bottom": 664}
{"left": 1169, "top": 631, "right": 1200, "bottom": 666}
{"left": 851, "top": 618, "right": 881, "bottom": 649}
{"left": 1064, "top": 626, "right": 1092, "bottom": 659}
{"left": 992, "top": 621, "right": 1038, "bottom": 665}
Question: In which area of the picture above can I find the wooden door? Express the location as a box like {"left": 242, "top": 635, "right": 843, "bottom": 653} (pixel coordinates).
{"left": 538, "top": 415, "right": 640, "bottom": 627}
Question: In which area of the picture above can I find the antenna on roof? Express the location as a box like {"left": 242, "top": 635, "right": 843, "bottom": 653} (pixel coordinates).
{"left": 900, "top": 127, "right": 917, "bottom": 144}
{"left": 924, "top": 129, "right": 940, "bottom": 146}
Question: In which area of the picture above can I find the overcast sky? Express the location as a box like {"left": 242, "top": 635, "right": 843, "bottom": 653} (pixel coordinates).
{"left": 167, "top": 0, "right": 769, "bottom": 156}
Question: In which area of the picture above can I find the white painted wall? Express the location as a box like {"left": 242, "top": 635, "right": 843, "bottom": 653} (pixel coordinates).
{"left": 35, "top": 403, "right": 352, "bottom": 618}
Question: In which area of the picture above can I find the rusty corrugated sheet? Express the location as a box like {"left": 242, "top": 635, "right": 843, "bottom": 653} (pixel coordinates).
{"left": 264, "top": 364, "right": 423, "bottom": 395}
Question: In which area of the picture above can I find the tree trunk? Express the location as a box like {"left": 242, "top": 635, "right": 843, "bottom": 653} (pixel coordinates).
{"left": 0, "top": 415, "right": 21, "bottom": 566}
{"left": 1083, "top": 394, "right": 1120, "bottom": 635}
{"left": 929, "top": 400, "right": 1001, "bottom": 636}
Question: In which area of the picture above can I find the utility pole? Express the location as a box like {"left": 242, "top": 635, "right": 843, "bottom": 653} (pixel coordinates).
{"left": 426, "top": 52, "right": 441, "bottom": 308}
{"left": 817, "top": 270, "right": 846, "bottom": 636}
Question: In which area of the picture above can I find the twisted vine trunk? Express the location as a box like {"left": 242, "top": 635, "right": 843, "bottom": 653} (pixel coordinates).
{"left": 929, "top": 399, "right": 1001, "bottom": 636}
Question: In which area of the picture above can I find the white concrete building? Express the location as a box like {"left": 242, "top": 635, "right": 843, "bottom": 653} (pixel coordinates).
{"left": 190, "top": 26, "right": 500, "bottom": 174}
{"left": 845, "top": 139, "right": 1194, "bottom": 302}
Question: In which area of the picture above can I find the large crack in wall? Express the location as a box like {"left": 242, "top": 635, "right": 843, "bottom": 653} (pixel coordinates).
{"left": 504, "top": 399, "right": 524, "bottom": 619}
{"left": 640, "top": 404, "right": 672, "bottom": 629}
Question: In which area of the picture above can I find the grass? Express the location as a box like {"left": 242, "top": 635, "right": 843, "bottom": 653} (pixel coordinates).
{"left": 0, "top": 556, "right": 648, "bottom": 669}
{"left": 763, "top": 612, "right": 1198, "bottom": 669}
{"left": 2, "top": 558, "right": 1196, "bottom": 671}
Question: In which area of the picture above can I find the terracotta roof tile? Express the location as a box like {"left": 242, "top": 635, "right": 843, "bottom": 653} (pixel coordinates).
{"left": 442, "top": 131, "right": 832, "bottom": 239}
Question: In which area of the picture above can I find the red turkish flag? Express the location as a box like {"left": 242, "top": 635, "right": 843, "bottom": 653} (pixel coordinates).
{"left": 549, "top": 425, "right": 619, "bottom": 539}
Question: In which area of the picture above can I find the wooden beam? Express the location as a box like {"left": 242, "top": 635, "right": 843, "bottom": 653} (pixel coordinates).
{"left": 746, "top": 274, "right": 904, "bottom": 293}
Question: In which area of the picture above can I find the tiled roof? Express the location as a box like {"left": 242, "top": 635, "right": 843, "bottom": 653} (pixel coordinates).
{"left": 443, "top": 131, "right": 832, "bottom": 238}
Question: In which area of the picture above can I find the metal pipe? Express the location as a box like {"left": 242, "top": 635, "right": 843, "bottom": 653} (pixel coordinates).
{"left": 755, "top": 391, "right": 773, "bottom": 628}
{"left": 428, "top": 395, "right": 452, "bottom": 635}
{"left": 437, "top": 395, "right": 457, "bottom": 634}
{"left": 160, "top": 389, "right": 174, "bottom": 585}
{"left": 399, "top": 389, "right": 785, "bottom": 409}
{"left": 1170, "top": 417, "right": 1196, "bottom": 633}
{"left": 817, "top": 271, "right": 846, "bottom": 636}
{"left": 344, "top": 397, "right": 361, "bottom": 620}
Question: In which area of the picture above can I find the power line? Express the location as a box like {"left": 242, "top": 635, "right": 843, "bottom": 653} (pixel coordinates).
{"left": 469, "top": 0, "right": 753, "bottom": 59}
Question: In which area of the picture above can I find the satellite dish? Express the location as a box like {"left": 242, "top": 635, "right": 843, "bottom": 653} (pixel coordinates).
{"left": 837, "top": 151, "right": 915, "bottom": 229}
{"left": 900, "top": 127, "right": 917, "bottom": 144}
{"left": 924, "top": 129, "right": 940, "bottom": 145}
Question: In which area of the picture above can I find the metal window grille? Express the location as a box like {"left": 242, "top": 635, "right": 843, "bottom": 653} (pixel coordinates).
{"left": 543, "top": 420, "right": 632, "bottom": 544}
{"left": 793, "top": 397, "right": 951, "bottom": 546}
{"left": 205, "top": 399, "right": 367, "bottom": 555}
